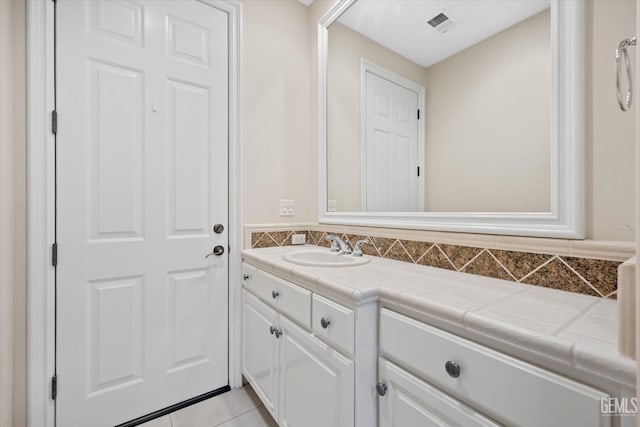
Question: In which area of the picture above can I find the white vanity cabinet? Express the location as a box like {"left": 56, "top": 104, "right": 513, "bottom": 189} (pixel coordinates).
{"left": 241, "top": 264, "right": 357, "bottom": 427}
{"left": 378, "top": 308, "right": 612, "bottom": 427}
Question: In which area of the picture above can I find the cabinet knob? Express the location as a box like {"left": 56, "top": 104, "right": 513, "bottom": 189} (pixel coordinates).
{"left": 445, "top": 361, "right": 461, "bottom": 378}
{"left": 376, "top": 383, "right": 387, "bottom": 396}
{"left": 269, "top": 325, "right": 276, "bottom": 335}
{"left": 274, "top": 328, "right": 282, "bottom": 339}
{"left": 320, "top": 317, "right": 331, "bottom": 329}
{"left": 243, "top": 274, "right": 250, "bottom": 281}
{"left": 271, "top": 290, "right": 280, "bottom": 299}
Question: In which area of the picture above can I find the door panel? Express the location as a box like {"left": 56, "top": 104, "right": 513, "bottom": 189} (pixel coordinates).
{"left": 87, "top": 276, "right": 144, "bottom": 395}
{"left": 242, "top": 291, "right": 279, "bottom": 419}
{"left": 56, "top": 1, "right": 229, "bottom": 425}
{"left": 279, "top": 316, "right": 354, "bottom": 427}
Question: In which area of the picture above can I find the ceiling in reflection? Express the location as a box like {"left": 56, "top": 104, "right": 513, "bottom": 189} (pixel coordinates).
{"left": 338, "top": 0, "right": 550, "bottom": 67}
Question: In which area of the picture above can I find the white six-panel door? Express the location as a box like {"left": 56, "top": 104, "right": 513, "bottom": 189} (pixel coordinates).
{"left": 56, "top": 1, "right": 229, "bottom": 425}
{"left": 364, "top": 72, "right": 420, "bottom": 212}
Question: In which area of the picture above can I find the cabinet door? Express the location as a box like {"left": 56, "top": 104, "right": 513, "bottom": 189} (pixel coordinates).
{"left": 379, "top": 359, "right": 500, "bottom": 427}
{"left": 242, "top": 290, "right": 279, "bottom": 419}
{"left": 279, "top": 316, "right": 354, "bottom": 427}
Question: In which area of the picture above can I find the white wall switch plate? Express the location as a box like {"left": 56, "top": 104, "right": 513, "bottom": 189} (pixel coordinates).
{"left": 280, "top": 199, "right": 295, "bottom": 216}
{"left": 328, "top": 200, "right": 337, "bottom": 212}
{"left": 291, "top": 234, "right": 306, "bottom": 245}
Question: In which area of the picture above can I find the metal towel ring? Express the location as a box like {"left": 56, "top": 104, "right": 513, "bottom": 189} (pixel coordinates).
{"left": 616, "top": 36, "right": 636, "bottom": 111}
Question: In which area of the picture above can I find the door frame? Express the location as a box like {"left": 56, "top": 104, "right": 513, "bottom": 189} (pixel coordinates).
{"left": 25, "top": 1, "right": 243, "bottom": 426}
{"left": 359, "top": 59, "right": 425, "bottom": 212}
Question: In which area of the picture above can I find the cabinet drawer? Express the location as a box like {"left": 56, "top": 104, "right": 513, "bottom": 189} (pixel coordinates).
{"left": 379, "top": 358, "right": 499, "bottom": 427}
{"left": 277, "top": 278, "right": 312, "bottom": 329}
{"left": 380, "top": 309, "right": 610, "bottom": 427}
{"left": 243, "top": 265, "right": 311, "bottom": 329}
{"left": 312, "top": 294, "right": 355, "bottom": 357}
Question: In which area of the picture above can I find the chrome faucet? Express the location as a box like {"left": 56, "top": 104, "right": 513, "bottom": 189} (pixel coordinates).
{"left": 352, "top": 238, "right": 371, "bottom": 257}
{"left": 325, "top": 234, "right": 352, "bottom": 254}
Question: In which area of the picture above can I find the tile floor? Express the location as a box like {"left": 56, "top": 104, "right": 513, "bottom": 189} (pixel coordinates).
{"left": 140, "top": 385, "right": 276, "bottom": 427}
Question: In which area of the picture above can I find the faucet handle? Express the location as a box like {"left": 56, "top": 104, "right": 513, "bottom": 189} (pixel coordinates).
{"left": 352, "top": 238, "right": 371, "bottom": 257}
{"left": 325, "top": 234, "right": 340, "bottom": 252}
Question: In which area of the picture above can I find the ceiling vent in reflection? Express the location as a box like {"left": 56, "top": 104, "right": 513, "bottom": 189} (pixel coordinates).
{"left": 427, "top": 11, "right": 458, "bottom": 34}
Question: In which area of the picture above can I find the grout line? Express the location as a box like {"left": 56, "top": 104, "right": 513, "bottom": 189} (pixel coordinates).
{"left": 557, "top": 257, "right": 605, "bottom": 297}
{"left": 413, "top": 248, "right": 428, "bottom": 265}
{"left": 518, "top": 255, "right": 558, "bottom": 283}
{"left": 553, "top": 299, "right": 602, "bottom": 335}
{"left": 605, "top": 290, "right": 618, "bottom": 298}
{"left": 380, "top": 239, "right": 398, "bottom": 258}
{"left": 469, "top": 286, "right": 530, "bottom": 314}
{"left": 434, "top": 243, "right": 459, "bottom": 271}
{"left": 397, "top": 239, "right": 417, "bottom": 263}
{"left": 212, "top": 407, "right": 258, "bottom": 427}
{"left": 367, "top": 234, "right": 382, "bottom": 257}
{"left": 485, "top": 249, "right": 518, "bottom": 282}
{"left": 456, "top": 248, "right": 485, "bottom": 272}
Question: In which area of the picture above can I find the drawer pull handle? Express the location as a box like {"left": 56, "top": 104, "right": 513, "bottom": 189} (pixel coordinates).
{"left": 269, "top": 325, "right": 282, "bottom": 338}
{"left": 271, "top": 290, "right": 280, "bottom": 299}
{"left": 376, "top": 383, "right": 387, "bottom": 396}
{"left": 445, "top": 361, "right": 461, "bottom": 378}
{"left": 243, "top": 274, "right": 250, "bottom": 281}
{"left": 320, "top": 317, "right": 331, "bottom": 329}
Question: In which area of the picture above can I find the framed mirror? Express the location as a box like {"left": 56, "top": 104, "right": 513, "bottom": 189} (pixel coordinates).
{"left": 317, "top": 0, "right": 585, "bottom": 238}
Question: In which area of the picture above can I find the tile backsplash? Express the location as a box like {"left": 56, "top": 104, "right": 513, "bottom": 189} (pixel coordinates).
{"left": 249, "top": 228, "right": 624, "bottom": 299}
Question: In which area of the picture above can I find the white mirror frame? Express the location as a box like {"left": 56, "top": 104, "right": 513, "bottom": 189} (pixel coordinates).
{"left": 317, "top": 0, "right": 586, "bottom": 239}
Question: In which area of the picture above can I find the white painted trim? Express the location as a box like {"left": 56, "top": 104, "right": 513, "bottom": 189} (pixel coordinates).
{"left": 26, "top": 0, "right": 56, "bottom": 426}
{"left": 635, "top": 0, "right": 640, "bottom": 407}
{"left": 219, "top": 0, "right": 244, "bottom": 390}
{"left": 26, "top": 1, "right": 243, "bottom": 425}
{"left": 359, "top": 58, "right": 425, "bottom": 212}
{"left": 317, "top": 0, "right": 586, "bottom": 239}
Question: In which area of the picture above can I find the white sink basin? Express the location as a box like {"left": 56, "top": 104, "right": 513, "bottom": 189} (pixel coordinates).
{"left": 283, "top": 250, "right": 370, "bottom": 267}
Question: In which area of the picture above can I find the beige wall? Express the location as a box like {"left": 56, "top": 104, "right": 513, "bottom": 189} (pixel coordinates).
{"left": 242, "top": 0, "right": 317, "bottom": 225}
{"left": 326, "top": 22, "right": 428, "bottom": 211}
{"left": 0, "top": 0, "right": 26, "bottom": 426}
{"left": 326, "top": 11, "right": 551, "bottom": 213}
{"left": 588, "top": 0, "right": 636, "bottom": 241}
{"left": 425, "top": 9, "right": 551, "bottom": 212}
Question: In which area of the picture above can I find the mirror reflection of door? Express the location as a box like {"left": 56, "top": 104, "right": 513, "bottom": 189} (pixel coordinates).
{"left": 363, "top": 65, "right": 424, "bottom": 212}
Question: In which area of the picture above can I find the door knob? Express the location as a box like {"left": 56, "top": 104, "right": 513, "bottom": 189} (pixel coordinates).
{"left": 205, "top": 245, "right": 225, "bottom": 258}
{"left": 213, "top": 224, "right": 224, "bottom": 234}
{"left": 376, "top": 383, "right": 387, "bottom": 396}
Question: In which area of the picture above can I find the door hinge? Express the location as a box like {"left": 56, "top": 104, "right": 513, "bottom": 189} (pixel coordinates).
{"left": 51, "top": 375, "right": 57, "bottom": 400}
{"left": 417, "top": 166, "right": 420, "bottom": 177}
{"left": 52, "top": 243, "right": 58, "bottom": 267}
{"left": 51, "top": 110, "right": 57, "bottom": 135}
{"left": 417, "top": 109, "right": 420, "bottom": 120}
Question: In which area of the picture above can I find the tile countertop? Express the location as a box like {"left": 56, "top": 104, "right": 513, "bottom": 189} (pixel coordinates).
{"left": 241, "top": 245, "right": 637, "bottom": 392}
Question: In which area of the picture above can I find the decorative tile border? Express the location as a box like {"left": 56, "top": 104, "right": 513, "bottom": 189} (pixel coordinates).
{"left": 247, "top": 228, "right": 626, "bottom": 299}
